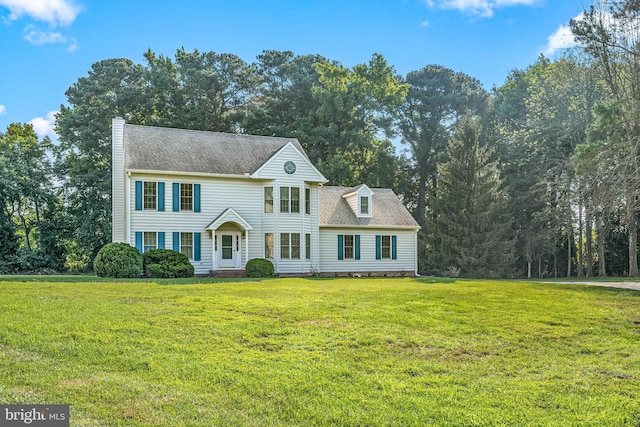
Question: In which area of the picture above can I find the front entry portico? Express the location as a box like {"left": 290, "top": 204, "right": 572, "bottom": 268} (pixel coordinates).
{"left": 205, "top": 208, "right": 253, "bottom": 271}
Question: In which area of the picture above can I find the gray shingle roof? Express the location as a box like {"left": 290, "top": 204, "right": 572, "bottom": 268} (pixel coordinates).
{"left": 319, "top": 186, "right": 420, "bottom": 229}
{"left": 123, "top": 124, "right": 307, "bottom": 175}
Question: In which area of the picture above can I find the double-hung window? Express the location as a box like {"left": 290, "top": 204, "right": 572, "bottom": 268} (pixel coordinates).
{"left": 264, "top": 187, "right": 274, "bottom": 213}
{"left": 376, "top": 235, "right": 397, "bottom": 260}
{"left": 135, "top": 231, "right": 165, "bottom": 253}
{"left": 305, "top": 188, "right": 311, "bottom": 215}
{"left": 338, "top": 234, "right": 360, "bottom": 260}
{"left": 265, "top": 233, "right": 274, "bottom": 258}
{"left": 135, "top": 181, "right": 165, "bottom": 211}
{"left": 172, "top": 183, "right": 200, "bottom": 212}
{"left": 280, "top": 187, "right": 300, "bottom": 213}
{"left": 143, "top": 182, "right": 157, "bottom": 210}
{"left": 290, "top": 188, "right": 300, "bottom": 213}
{"left": 172, "top": 231, "right": 201, "bottom": 261}
{"left": 280, "top": 188, "right": 290, "bottom": 213}
{"left": 305, "top": 233, "right": 311, "bottom": 260}
{"left": 143, "top": 232, "right": 157, "bottom": 253}
{"left": 180, "top": 232, "right": 193, "bottom": 259}
{"left": 280, "top": 233, "right": 301, "bottom": 259}
{"left": 360, "top": 196, "right": 369, "bottom": 215}
{"left": 180, "top": 184, "right": 193, "bottom": 211}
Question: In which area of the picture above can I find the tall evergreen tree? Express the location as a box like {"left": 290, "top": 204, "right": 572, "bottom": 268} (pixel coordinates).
{"left": 399, "top": 65, "right": 488, "bottom": 225}
{"left": 55, "top": 58, "right": 150, "bottom": 261}
{"left": 430, "top": 116, "right": 514, "bottom": 278}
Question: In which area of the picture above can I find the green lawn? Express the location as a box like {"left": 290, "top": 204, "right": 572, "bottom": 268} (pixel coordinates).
{"left": 0, "top": 277, "right": 639, "bottom": 426}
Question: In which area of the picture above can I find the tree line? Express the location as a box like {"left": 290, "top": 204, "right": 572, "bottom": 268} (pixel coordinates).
{"left": 1, "top": 0, "right": 638, "bottom": 278}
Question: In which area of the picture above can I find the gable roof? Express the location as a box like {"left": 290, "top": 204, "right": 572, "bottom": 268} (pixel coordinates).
{"left": 123, "top": 124, "right": 308, "bottom": 176}
{"left": 319, "top": 186, "right": 420, "bottom": 230}
{"left": 342, "top": 184, "right": 373, "bottom": 198}
{"left": 205, "top": 207, "right": 253, "bottom": 231}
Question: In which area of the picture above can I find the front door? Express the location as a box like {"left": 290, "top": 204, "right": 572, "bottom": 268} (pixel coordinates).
{"left": 217, "top": 233, "right": 240, "bottom": 269}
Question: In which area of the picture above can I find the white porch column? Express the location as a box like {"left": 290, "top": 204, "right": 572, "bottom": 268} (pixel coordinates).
{"left": 212, "top": 232, "right": 217, "bottom": 270}
{"left": 245, "top": 232, "right": 249, "bottom": 268}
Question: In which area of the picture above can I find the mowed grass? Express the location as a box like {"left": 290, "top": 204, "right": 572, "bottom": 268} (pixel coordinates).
{"left": 0, "top": 278, "right": 639, "bottom": 426}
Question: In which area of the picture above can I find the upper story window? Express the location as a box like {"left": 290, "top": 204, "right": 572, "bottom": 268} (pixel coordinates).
{"left": 264, "top": 187, "right": 274, "bottom": 213}
{"left": 305, "top": 188, "right": 311, "bottom": 215}
{"left": 280, "top": 187, "right": 300, "bottom": 213}
{"left": 135, "top": 181, "right": 165, "bottom": 211}
{"left": 180, "top": 183, "right": 193, "bottom": 211}
{"left": 143, "top": 182, "right": 157, "bottom": 210}
{"left": 172, "top": 183, "right": 200, "bottom": 212}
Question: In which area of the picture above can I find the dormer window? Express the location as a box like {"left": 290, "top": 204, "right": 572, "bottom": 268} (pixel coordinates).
{"left": 342, "top": 184, "right": 373, "bottom": 218}
{"left": 360, "top": 196, "right": 369, "bottom": 216}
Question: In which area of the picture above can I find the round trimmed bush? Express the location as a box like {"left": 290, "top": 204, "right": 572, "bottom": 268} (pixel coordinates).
{"left": 94, "top": 242, "right": 143, "bottom": 278}
{"left": 245, "top": 258, "right": 275, "bottom": 278}
{"left": 142, "top": 249, "right": 194, "bottom": 278}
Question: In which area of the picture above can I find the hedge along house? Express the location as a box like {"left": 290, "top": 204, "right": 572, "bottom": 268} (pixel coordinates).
{"left": 112, "top": 118, "right": 420, "bottom": 276}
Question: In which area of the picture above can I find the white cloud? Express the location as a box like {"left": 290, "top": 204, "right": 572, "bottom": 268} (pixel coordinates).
{"left": 0, "top": 0, "right": 81, "bottom": 27}
{"left": 24, "top": 26, "right": 66, "bottom": 45}
{"left": 29, "top": 111, "right": 58, "bottom": 140}
{"left": 425, "top": 0, "right": 540, "bottom": 18}
{"left": 0, "top": 105, "right": 6, "bottom": 115}
{"left": 543, "top": 23, "right": 577, "bottom": 55}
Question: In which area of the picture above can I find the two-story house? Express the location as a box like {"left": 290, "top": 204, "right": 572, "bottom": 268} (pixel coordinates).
{"left": 112, "top": 118, "right": 420, "bottom": 276}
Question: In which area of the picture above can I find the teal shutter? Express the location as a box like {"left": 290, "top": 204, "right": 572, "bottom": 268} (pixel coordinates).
{"left": 355, "top": 235, "right": 360, "bottom": 260}
{"left": 135, "top": 232, "right": 143, "bottom": 253}
{"left": 158, "top": 232, "right": 165, "bottom": 249}
{"left": 157, "top": 182, "right": 165, "bottom": 211}
{"left": 337, "top": 235, "right": 344, "bottom": 260}
{"left": 392, "top": 235, "right": 397, "bottom": 260}
{"left": 375, "top": 235, "right": 381, "bottom": 260}
{"left": 194, "top": 184, "right": 201, "bottom": 212}
{"left": 172, "top": 183, "right": 180, "bottom": 211}
{"left": 135, "top": 181, "right": 142, "bottom": 210}
{"left": 173, "top": 232, "right": 180, "bottom": 252}
{"left": 194, "top": 232, "right": 201, "bottom": 261}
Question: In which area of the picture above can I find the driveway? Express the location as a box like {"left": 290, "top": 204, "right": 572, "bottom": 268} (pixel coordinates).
{"left": 552, "top": 281, "right": 640, "bottom": 291}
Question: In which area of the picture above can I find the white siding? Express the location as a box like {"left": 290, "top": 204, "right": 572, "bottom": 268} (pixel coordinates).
{"left": 252, "top": 143, "right": 326, "bottom": 183}
{"left": 128, "top": 170, "right": 322, "bottom": 275}
{"left": 319, "top": 228, "right": 417, "bottom": 275}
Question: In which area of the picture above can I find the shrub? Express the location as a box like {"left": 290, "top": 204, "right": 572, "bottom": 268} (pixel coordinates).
{"left": 142, "top": 249, "right": 194, "bottom": 278}
{"left": 94, "top": 243, "right": 142, "bottom": 278}
{"left": 245, "top": 258, "right": 275, "bottom": 278}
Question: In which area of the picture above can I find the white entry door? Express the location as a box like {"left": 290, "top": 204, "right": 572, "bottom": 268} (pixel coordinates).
{"left": 217, "top": 233, "right": 241, "bottom": 269}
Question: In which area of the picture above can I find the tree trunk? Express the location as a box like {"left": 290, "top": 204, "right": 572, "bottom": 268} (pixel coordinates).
{"left": 596, "top": 208, "right": 607, "bottom": 277}
{"left": 417, "top": 169, "right": 427, "bottom": 224}
{"left": 538, "top": 256, "right": 542, "bottom": 279}
{"left": 578, "top": 201, "right": 584, "bottom": 277}
{"left": 628, "top": 205, "right": 638, "bottom": 277}
{"left": 586, "top": 205, "right": 593, "bottom": 277}
{"left": 567, "top": 228, "right": 572, "bottom": 278}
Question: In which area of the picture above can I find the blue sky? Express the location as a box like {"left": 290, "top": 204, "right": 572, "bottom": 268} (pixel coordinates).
{"left": 0, "top": 0, "right": 585, "bottom": 141}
